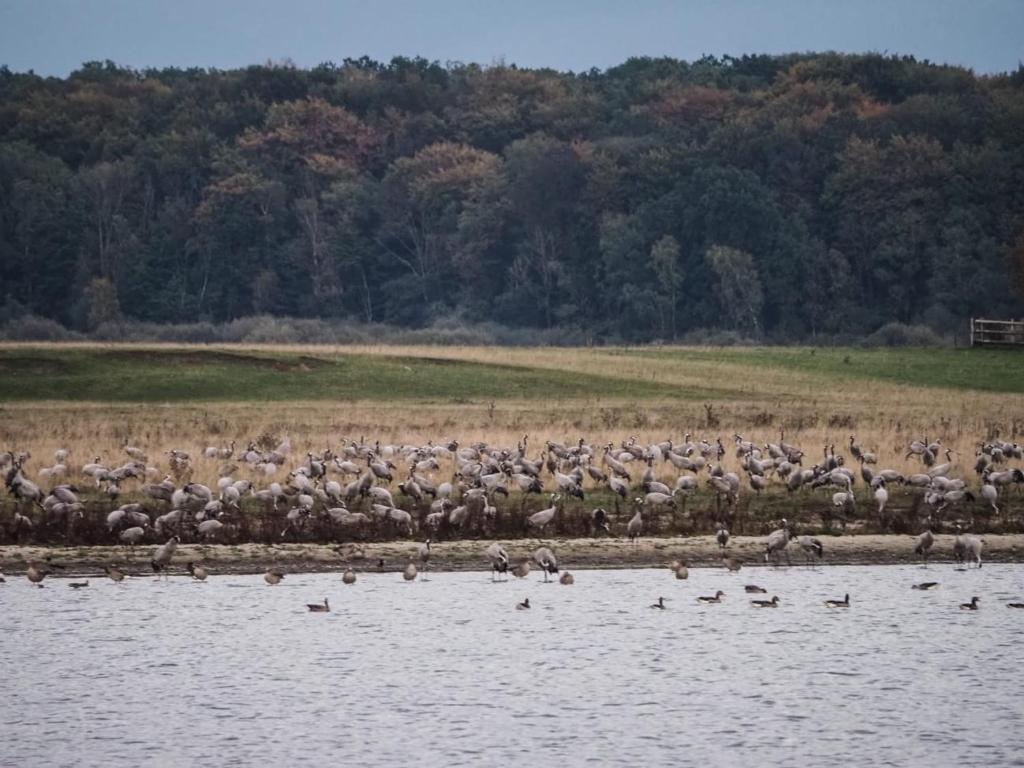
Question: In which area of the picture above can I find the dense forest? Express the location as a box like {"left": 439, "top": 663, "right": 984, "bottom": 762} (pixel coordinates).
{"left": 2, "top": 53, "right": 1024, "bottom": 343}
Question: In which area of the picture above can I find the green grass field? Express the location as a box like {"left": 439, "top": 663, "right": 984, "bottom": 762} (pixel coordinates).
{"left": 0, "top": 347, "right": 683, "bottom": 402}
{"left": 629, "top": 346, "right": 1024, "bottom": 393}
{"left": 0, "top": 344, "right": 1020, "bottom": 402}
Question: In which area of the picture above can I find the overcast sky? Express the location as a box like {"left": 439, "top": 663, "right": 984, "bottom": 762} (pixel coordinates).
{"left": 1, "top": 0, "right": 1021, "bottom": 76}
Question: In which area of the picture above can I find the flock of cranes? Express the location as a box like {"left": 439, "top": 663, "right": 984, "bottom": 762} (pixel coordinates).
{"left": 1, "top": 431, "right": 1022, "bottom": 550}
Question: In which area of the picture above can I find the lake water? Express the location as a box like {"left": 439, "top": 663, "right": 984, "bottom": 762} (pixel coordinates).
{"left": 2, "top": 564, "right": 1023, "bottom": 767}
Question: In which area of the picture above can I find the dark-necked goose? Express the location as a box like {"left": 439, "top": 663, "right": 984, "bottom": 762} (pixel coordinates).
{"left": 697, "top": 591, "right": 725, "bottom": 603}
{"left": 307, "top": 598, "right": 329, "bottom": 612}
{"left": 912, "top": 582, "right": 939, "bottom": 590}
{"left": 516, "top": 597, "right": 531, "bottom": 610}
{"left": 751, "top": 596, "right": 780, "bottom": 608}
{"left": 745, "top": 585, "right": 767, "bottom": 593}
{"left": 959, "top": 596, "right": 980, "bottom": 610}
{"left": 825, "top": 594, "right": 849, "bottom": 608}
{"left": 650, "top": 597, "right": 666, "bottom": 609}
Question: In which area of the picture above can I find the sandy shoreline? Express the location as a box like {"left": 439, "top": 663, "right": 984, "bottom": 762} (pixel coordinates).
{"left": 2, "top": 534, "right": 1022, "bottom": 578}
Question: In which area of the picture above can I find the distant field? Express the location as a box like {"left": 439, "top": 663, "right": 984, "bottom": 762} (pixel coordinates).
{"left": 0, "top": 346, "right": 683, "bottom": 402}
{"left": 629, "top": 346, "right": 1024, "bottom": 393}
{"left": 0, "top": 343, "right": 1020, "bottom": 402}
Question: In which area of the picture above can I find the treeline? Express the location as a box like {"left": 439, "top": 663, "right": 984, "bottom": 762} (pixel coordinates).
{"left": 2, "top": 53, "right": 1024, "bottom": 342}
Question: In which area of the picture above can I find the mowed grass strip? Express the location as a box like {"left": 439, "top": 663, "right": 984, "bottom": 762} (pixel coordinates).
{"left": 625, "top": 346, "right": 1024, "bottom": 393}
{"left": 0, "top": 348, "right": 695, "bottom": 402}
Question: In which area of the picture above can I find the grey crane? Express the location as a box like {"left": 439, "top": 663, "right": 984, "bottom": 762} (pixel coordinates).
{"left": 764, "top": 520, "right": 792, "bottom": 566}
{"left": 150, "top": 536, "right": 179, "bottom": 579}
{"left": 486, "top": 542, "right": 510, "bottom": 581}
{"left": 797, "top": 535, "right": 824, "bottom": 566}
{"left": 532, "top": 547, "right": 559, "bottom": 582}
{"left": 953, "top": 530, "right": 983, "bottom": 568}
{"left": 913, "top": 529, "right": 935, "bottom": 564}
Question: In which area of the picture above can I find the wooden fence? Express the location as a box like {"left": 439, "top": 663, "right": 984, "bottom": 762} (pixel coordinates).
{"left": 970, "top": 318, "right": 1024, "bottom": 348}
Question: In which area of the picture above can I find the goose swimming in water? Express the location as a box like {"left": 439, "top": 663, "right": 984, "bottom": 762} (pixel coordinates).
{"left": 342, "top": 568, "right": 357, "bottom": 584}
{"left": 745, "top": 585, "right": 767, "bottom": 593}
{"left": 912, "top": 582, "right": 939, "bottom": 590}
{"left": 650, "top": 597, "right": 666, "bottom": 609}
{"left": 104, "top": 565, "right": 125, "bottom": 583}
{"left": 697, "top": 591, "right": 725, "bottom": 604}
{"left": 516, "top": 597, "right": 530, "bottom": 610}
{"left": 959, "top": 596, "right": 980, "bottom": 610}
{"left": 307, "top": 598, "right": 330, "bottom": 612}
{"left": 825, "top": 594, "right": 850, "bottom": 608}
{"left": 751, "top": 596, "right": 780, "bottom": 608}
{"left": 69, "top": 581, "right": 89, "bottom": 589}
{"left": 559, "top": 571, "right": 574, "bottom": 585}
{"left": 1008, "top": 602, "right": 1024, "bottom": 609}
{"left": 264, "top": 568, "right": 284, "bottom": 585}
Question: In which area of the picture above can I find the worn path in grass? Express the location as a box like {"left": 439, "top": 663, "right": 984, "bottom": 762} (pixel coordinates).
{"left": 3, "top": 534, "right": 1023, "bottom": 577}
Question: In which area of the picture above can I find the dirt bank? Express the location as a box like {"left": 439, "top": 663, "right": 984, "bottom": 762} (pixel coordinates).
{"left": 2, "top": 534, "right": 1022, "bottom": 578}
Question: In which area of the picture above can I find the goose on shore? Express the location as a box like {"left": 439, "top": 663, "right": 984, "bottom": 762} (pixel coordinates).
{"left": 26, "top": 561, "right": 47, "bottom": 586}
{"left": 912, "top": 582, "right": 939, "bottom": 590}
{"left": 697, "top": 591, "right": 725, "bottom": 603}
{"left": 650, "top": 596, "right": 666, "bottom": 609}
{"left": 307, "top": 598, "right": 330, "bottom": 612}
{"left": 187, "top": 562, "right": 207, "bottom": 581}
{"left": 825, "top": 594, "right": 850, "bottom": 608}
{"left": 722, "top": 555, "right": 742, "bottom": 572}
{"left": 715, "top": 524, "right": 729, "bottom": 549}
{"left": 104, "top": 565, "right": 125, "bottom": 583}
{"left": 751, "top": 596, "right": 780, "bottom": 607}
{"left": 959, "top": 596, "right": 980, "bottom": 610}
